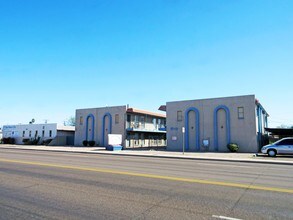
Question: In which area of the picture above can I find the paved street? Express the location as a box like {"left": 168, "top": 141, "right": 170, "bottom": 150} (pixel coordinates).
{"left": 0, "top": 148, "right": 292, "bottom": 220}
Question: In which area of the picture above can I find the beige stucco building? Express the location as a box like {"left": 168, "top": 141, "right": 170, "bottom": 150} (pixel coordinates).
{"left": 74, "top": 106, "right": 166, "bottom": 148}
{"left": 160, "top": 95, "right": 268, "bottom": 153}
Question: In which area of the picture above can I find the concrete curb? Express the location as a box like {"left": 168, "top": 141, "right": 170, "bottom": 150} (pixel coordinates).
{"left": 1, "top": 147, "right": 293, "bottom": 166}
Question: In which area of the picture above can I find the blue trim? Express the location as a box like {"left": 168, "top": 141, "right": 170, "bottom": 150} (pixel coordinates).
{"left": 257, "top": 106, "right": 262, "bottom": 146}
{"left": 102, "top": 113, "right": 112, "bottom": 146}
{"left": 213, "top": 105, "right": 231, "bottom": 151}
{"left": 85, "top": 114, "right": 95, "bottom": 141}
{"left": 258, "top": 106, "right": 263, "bottom": 134}
{"left": 185, "top": 107, "right": 200, "bottom": 151}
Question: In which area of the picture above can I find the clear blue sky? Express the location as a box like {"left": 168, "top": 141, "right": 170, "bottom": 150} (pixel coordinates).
{"left": 0, "top": 0, "right": 292, "bottom": 127}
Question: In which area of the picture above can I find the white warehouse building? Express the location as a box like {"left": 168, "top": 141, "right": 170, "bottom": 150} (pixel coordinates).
{"left": 2, "top": 123, "right": 75, "bottom": 145}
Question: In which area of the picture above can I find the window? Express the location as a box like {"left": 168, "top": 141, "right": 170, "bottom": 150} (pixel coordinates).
{"left": 42, "top": 130, "right": 45, "bottom": 137}
{"left": 22, "top": 131, "right": 25, "bottom": 137}
{"left": 35, "top": 131, "right": 38, "bottom": 138}
{"left": 238, "top": 107, "right": 244, "bottom": 119}
{"left": 277, "top": 139, "right": 293, "bottom": 145}
{"left": 29, "top": 131, "right": 32, "bottom": 138}
{"left": 80, "top": 116, "right": 83, "bottom": 125}
{"left": 177, "top": 111, "right": 183, "bottom": 121}
{"left": 49, "top": 130, "right": 52, "bottom": 137}
{"left": 115, "top": 114, "right": 119, "bottom": 124}
{"left": 140, "top": 116, "right": 145, "bottom": 128}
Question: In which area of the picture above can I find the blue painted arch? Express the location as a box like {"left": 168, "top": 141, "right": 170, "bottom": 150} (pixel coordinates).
{"left": 213, "top": 105, "right": 231, "bottom": 151}
{"left": 185, "top": 107, "right": 200, "bottom": 151}
{"left": 102, "top": 113, "right": 112, "bottom": 146}
{"left": 85, "top": 114, "right": 95, "bottom": 141}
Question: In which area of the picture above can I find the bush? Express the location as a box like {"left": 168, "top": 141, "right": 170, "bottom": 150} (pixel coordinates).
{"left": 227, "top": 143, "right": 239, "bottom": 152}
{"left": 10, "top": 138, "right": 15, "bottom": 144}
{"left": 82, "top": 140, "right": 88, "bottom": 146}
{"left": 32, "top": 137, "right": 40, "bottom": 145}
{"left": 22, "top": 138, "right": 30, "bottom": 145}
{"left": 23, "top": 137, "right": 41, "bottom": 145}
{"left": 88, "top": 140, "right": 96, "bottom": 147}
{"left": 1, "top": 137, "right": 15, "bottom": 144}
{"left": 43, "top": 139, "right": 53, "bottom": 146}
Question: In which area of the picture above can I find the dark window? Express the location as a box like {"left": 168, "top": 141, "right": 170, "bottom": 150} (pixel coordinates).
{"left": 277, "top": 139, "right": 293, "bottom": 145}
{"left": 238, "top": 107, "right": 244, "bottom": 119}
{"left": 115, "top": 114, "right": 119, "bottom": 124}
{"left": 49, "top": 130, "right": 52, "bottom": 137}
{"left": 177, "top": 111, "right": 183, "bottom": 121}
{"left": 22, "top": 131, "right": 25, "bottom": 137}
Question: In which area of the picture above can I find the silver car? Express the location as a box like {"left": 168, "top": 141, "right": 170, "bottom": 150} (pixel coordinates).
{"left": 261, "top": 137, "right": 293, "bottom": 157}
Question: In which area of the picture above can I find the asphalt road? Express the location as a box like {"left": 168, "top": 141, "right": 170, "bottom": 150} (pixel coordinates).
{"left": 0, "top": 149, "right": 292, "bottom": 220}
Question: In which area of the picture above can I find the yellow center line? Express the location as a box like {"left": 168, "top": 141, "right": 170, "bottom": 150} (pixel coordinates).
{"left": 1, "top": 158, "right": 292, "bottom": 194}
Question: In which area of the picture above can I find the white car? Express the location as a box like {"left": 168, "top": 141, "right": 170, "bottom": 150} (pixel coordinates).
{"left": 261, "top": 137, "right": 293, "bottom": 157}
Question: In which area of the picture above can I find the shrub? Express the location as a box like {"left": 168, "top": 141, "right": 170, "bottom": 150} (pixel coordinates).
{"left": 227, "top": 143, "right": 239, "bottom": 152}
{"left": 23, "top": 138, "right": 30, "bottom": 145}
{"left": 10, "top": 138, "right": 15, "bottom": 144}
{"left": 32, "top": 137, "right": 40, "bottom": 145}
{"left": 88, "top": 140, "right": 96, "bottom": 147}
{"left": 2, "top": 137, "right": 15, "bottom": 144}
{"left": 22, "top": 137, "right": 41, "bottom": 145}
{"left": 43, "top": 139, "right": 53, "bottom": 146}
{"left": 82, "top": 140, "right": 88, "bottom": 146}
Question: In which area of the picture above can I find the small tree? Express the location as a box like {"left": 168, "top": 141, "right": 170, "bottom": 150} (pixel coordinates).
{"left": 65, "top": 116, "right": 76, "bottom": 126}
{"left": 29, "top": 118, "right": 35, "bottom": 124}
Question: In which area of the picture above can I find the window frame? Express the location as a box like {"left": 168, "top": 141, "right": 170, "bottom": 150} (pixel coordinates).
{"left": 177, "top": 111, "right": 183, "bottom": 122}
{"left": 115, "top": 114, "right": 119, "bottom": 124}
{"left": 238, "top": 107, "right": 244, "bottom": 119}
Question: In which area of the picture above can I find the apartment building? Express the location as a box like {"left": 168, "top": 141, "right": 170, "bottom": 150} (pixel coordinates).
{"left": 74, "top": 106, "right": 166, "bottom": 148}
{"left": 160, "top": 95, "right": 268, "bottom": 153}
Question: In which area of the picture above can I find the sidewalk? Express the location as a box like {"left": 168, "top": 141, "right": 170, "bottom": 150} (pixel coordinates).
{"left": 1, "top": 144, "right": 293, "bottom": 165}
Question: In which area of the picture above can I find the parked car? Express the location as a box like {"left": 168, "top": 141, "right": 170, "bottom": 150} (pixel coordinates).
{"left": 261, "top": 137, "right": 293, "bottom": 157}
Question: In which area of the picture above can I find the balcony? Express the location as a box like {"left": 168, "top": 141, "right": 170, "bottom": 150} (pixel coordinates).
{"left": 126, "top": 121, "right": 166, "bottom": 133}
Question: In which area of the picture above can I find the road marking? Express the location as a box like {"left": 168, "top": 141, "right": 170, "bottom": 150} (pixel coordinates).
{"left": 0, "top": 158, "right": 292, "bottom": 194}
{"left": 212, "top": 215, "right": 242, "bottom": 220}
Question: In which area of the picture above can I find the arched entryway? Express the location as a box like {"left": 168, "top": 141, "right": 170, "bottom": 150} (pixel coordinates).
{"left": 185, "top": 107, "right": 200, "bottom": 151}
{"left": 85, "top": 114, "right": 95, "bottom": 141}
{"left": 102, "top": 113, "right": 112, "bottom": 146}
{"left": 214, "top": 105, "right": 231, "bottom": 151}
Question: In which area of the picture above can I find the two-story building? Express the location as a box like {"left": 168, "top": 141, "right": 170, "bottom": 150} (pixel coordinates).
{"left": 160, "top": 95, "right": 268, "bottom": 153}
{"left": 74, "top": 106, "right": 166, "bottom": 148}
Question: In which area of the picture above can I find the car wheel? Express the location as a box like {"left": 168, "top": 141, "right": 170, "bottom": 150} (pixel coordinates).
{"left": 268, "top": 149, "right": 277, "bottom": 157}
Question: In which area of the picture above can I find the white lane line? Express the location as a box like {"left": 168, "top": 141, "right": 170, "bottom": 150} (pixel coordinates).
{"left": 212, "top": 215, "right": 242, "bottom": 220}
